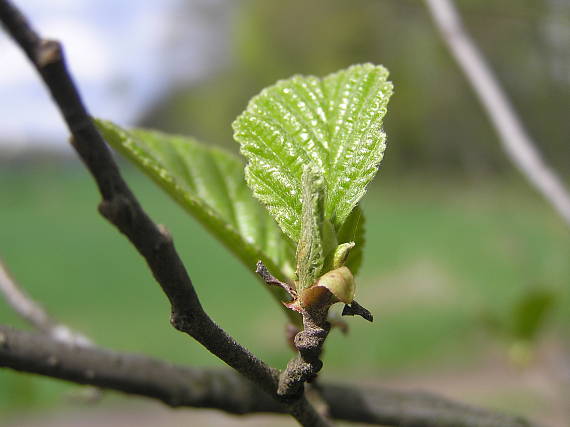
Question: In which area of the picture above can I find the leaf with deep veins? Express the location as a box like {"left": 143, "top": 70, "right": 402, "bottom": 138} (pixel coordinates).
{"left": 96, "top": 120, "right": 298, "bottom": 320}
{"left": 92, "top": 63, "right": 390, "bottom": 323}
{"left": 233, "top": 63, "right": 393, "bottom": 242}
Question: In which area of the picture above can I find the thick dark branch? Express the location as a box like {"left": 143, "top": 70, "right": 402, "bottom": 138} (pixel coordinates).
{"left": 257, "top": 261, "right": 332, "bottom": 399}
{"left": 0, "top": 2, "right": 327, "bottom": 426}
{"left": 0, "top": 325, "right": 284, "bottom": 414}
{"left": 0, "top": 326, "right": 536, "bottom": 427}
{"left": 321, "top": 383, "right": 537, "bottom": 427}
{"left": 278, "top": 305, "right": 330, "bottom": 399}
{"left": 0, "top": 259, "right": 102, "bottom": 401}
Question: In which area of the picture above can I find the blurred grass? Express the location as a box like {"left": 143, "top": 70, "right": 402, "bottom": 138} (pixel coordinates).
{"left": 0, "top": 163, "right": 568, "bottom": 415}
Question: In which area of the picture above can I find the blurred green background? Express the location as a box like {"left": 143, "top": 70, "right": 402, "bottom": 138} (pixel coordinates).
{"left": 1, "top": 0, "right": 569, "bottom": 426}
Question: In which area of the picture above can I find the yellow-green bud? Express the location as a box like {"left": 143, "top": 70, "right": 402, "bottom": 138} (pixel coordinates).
{"left": 316, "top": 266, "right": 355, "bottom": 304}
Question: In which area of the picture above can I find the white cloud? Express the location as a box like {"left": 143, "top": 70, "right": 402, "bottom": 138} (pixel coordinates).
{"left": 0, "top": 0, "right": 230, "bottom": 151}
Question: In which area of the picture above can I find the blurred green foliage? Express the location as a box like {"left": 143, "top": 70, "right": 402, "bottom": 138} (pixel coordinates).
{"left": 511, "top": 288, "right": 556, "bottom": 343}
{"left": 482, "top": 287, "right": 558, "bottom": 366}
{"left": 144, "top": 0, "right": 570, "bottom": 177}
{"left": 1, "top": 165, "right": 569, "bottom": 415}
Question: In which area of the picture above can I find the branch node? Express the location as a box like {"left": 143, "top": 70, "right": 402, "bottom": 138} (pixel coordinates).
{"left": 37, "top": 39, "right": 61, "bottom": 66}
{"left": 155, "top": 224, "right": 173, "bottom": 251}
{"left": 98, "top": 195, "right": 135, "bottom": 226}
{"left": 170, "top": 312, "right": 195, "bottom": 334}
{"left": 157, "top": 224, "right": 172, "bottom": 241}
{"left": 47, "top": 355, "right": 59, "bottom": 367}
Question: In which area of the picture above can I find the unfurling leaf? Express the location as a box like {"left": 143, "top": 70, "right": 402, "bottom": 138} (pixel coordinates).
{"left": 233, "top": 63, "right": 393, "bottom": 243}
{"left": 295, "top": 166, "right": 325, "bottom": 291}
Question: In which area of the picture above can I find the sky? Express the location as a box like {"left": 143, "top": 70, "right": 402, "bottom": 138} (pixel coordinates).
{"left": 0, "top": 0, "right": 230, "bottom": 152}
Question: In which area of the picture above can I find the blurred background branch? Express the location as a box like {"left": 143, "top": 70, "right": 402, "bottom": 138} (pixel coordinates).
{"left": 0, "top": 259, "right": 91, "bottom": 347}
{"left": 0, "top": 325, "right": 536, "bottom": 427}
{"left": 425, "top": 0, "right": 570, "bottom": 226}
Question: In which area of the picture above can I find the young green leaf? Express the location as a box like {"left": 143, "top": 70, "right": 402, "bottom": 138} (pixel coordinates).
{"left": 233, "top": 63, "right": 392, "bottom": 242}
{"left": 295, "top": 166, "right": 325, "bottom": 291}
{"left": 95, "top": 120, "right": 297, "bottom": 311}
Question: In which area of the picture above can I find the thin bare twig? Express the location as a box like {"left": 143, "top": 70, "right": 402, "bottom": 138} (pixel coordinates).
{"left": 0, "top": 325, "right": 537, "bottom": 427}
{"left": 0, "top": 259, "right": 91, "bottom": 347}
{"left": 256, "top": 261, "right": 297, "bottom": 298}
{"left": 425, "top": 0, "right": 570, "bottom": 227}
{"left": 0, "top": 2, "right": 328, "bottom": 425}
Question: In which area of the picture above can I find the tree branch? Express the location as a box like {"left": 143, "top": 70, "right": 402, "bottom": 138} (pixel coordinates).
{"left": 0, "top": 258, "right": 102, "bottom": 401}
{"left": 424, "top": 0, "right": 570, "bottom": 227}
{"left": 278, "top": 303, "right": 330, "bottom": 399}
{"left": 0, "top": 325, "right": 536, "bottom": 427}
{"left": 0, "top": 2, "right": 543, "bottom": 426}
{"left": 257, "top": 261, "right": 331, "bottom": 400}
{"left": 0, "top": 2, "right": 328, "bottom": 425}
{"left": 0, "top": 259, "right": 91, "bottom": 347}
